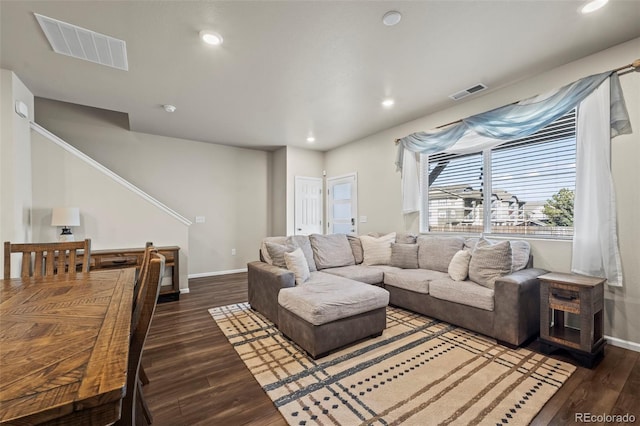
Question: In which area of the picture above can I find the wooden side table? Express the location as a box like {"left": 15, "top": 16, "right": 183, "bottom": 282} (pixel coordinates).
{"left": 538, "top": 272, "right": 605, "bottom": 368}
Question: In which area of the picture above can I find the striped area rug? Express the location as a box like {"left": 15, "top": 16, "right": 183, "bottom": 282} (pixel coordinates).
{"left": 209, "top": 303, "right": 575, "bottom": 426}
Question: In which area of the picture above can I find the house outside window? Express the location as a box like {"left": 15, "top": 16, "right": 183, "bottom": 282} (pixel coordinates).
{"left": 423, "top": 109, "right": 576, "bottom": 238}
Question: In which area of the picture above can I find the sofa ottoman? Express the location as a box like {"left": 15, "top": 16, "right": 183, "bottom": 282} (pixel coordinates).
{"left": 277, "top": 276, "right": 389, "bottom": 358}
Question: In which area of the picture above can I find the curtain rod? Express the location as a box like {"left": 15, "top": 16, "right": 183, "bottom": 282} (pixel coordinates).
{"left": 394, "top": 58, "right": 640, "bottom": 145}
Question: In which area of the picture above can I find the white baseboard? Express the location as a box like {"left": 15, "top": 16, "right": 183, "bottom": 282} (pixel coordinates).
{"left": 606, "top": 335, "right": 640, "bottom": 352}
{"left": 188, "top": 268, "right": 248, "bottom": 279}
{"left": 180, "top": 288, "right": 190, "bottom": 294}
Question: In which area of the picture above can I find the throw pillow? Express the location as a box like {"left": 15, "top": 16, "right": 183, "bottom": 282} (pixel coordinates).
{"left": 359, "top": 232, "right": 396, "bottom": 266}
{"left": 390, "top": 243, "right": 419, "bottom": 269}
{"left": 260, "top": 236, "right": 287, "bottom": 264}
{"left": 468, "top": 238, "right": 513, "bottom": 289}
{"left": 264, "top": 241, "right": 295, "bottom": 268}
{"left": 448, "top": 249, "right": 472, "bottom": 281}
{"left": 309, "top": 234, "right": 355, "bottom": 270}
{"left": 347, "top": 234, "right": 364, "bottom": 264}
{"left": 396, "top": 232, "right": 418, "bottom": 244}
{"left": 284, "top": 248, "right": 310, "bottom": 285}
{"left": 286, "top": 235, "right": 317, "bottom": 272}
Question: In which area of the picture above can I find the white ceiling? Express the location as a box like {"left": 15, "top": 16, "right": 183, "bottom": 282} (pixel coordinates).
{"left": 2, "top": 1, "right": 639, "bottom": 151}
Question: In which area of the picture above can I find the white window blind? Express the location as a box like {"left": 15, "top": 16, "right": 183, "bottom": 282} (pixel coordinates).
{"left": 425, "top": 109, "right": 576, "bottom": 237}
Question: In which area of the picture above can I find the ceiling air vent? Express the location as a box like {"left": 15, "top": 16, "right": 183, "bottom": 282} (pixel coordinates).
{"left": 449, "top": 83, "right": 488, "bottom": 101}
{"left": 34, "top": 13, "right": 128, "bottom": 71}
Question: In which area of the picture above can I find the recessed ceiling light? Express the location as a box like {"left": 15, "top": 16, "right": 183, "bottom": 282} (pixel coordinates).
{"left": 163, "top": 104, "right": 176, "bottom": 113}
{"left": 580, "top": 0, "right": 608, "bottom": 14}
{"left": 200, "top": 30, "right": 223, "bottom": 46}
{"left": 382, "top": 11, "right": 402, "bottom": 26}
{"left": 382, "top": 98, "right": 395, "bottom": 108}
{"left": 306, "top": 136, "right": 315, "bottom": 143}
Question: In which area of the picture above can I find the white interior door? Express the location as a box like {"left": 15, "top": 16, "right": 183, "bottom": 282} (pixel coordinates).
{"left": 294, "top": 176, "right": 323, "bottom": 235}
{"left": 327, "top": 173, "right": 357, "bottom": 234}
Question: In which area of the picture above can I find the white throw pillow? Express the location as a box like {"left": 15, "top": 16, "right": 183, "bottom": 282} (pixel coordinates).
{"left": 448, "top": 250, "right": 472, "bottom": 281}
{"left": 359, "top": 232, "right": 396, "bottom": 266}
{"left": 284, "top": 248, "right": 310, "bottom": 285}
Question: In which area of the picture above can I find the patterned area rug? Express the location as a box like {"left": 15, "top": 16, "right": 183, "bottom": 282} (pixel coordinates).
{"left": 209, "top": 303, "right": 575, "bottom": 426}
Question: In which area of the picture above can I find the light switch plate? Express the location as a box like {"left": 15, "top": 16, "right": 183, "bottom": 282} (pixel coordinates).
{"left": 195, "top": 216, "right": 206, "bottom": 223}
{"left": 359, "top": 216, "right": 368, "bottom": 223}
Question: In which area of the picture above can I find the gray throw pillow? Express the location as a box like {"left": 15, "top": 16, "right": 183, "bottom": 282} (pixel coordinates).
{"left": 264, "top": 241, "right": 296, "bottom": 268}
{"left": 468, "top": 238, "right": 513, "bottom": 289}
{"left": 347, "top": 235, "right": 364, "bottom": 264}
{"left": 309, "top": 234, "right": 355, "bottom": 270}
{"left": 390, "top": 243, "right": 419, "bottom": 269}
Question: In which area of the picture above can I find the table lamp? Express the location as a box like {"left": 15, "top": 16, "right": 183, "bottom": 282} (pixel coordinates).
{"left": 51, "top": 207, "right": 80, "bottom": 241}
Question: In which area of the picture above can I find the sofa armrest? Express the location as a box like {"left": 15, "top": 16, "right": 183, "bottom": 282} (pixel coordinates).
{"left": 247, "top": 261, "right": 295, "bottom": 325}
{"left": 493, "top": 268, "right": 547, "bottom": 346}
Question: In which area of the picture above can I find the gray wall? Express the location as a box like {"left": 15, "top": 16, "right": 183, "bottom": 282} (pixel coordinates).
{"left": 325, "top": 39, "right": 640, "bottom": 347}
{"left": 35, "top": 99, "right": 270, "bottom": 276}
{"left": 0, "top": 70, "right": 34, "bottom": 278}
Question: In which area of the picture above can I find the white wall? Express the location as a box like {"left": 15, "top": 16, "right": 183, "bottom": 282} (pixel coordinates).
{"left": 30, "top": 129, "right": 190, "bottom": 289}
{"left": 34, "top": 99, "right": 270, "bottom": 276}
{"left": 271, "top": 147, "right": 287, "bottom": 236}
{"left": 325, "top": 38, "right": 640, "bottom": 347}
{"left": 0, "top": 70, "right": 34, "bottom": 278}
{"left": 285, "top": 146, "right": 325, "bottom": 235}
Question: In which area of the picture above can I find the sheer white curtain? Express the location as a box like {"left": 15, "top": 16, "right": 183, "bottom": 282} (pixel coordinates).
{"left": 401, "top": 149, "right": 420, "bottom": 213}
{"left": 572, "top": 79, "right": 623, "bottom": 286}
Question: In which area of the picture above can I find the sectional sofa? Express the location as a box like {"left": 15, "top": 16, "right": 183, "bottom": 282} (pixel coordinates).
{"left": 248, "top": 232, "right": 546, "bottom": 355}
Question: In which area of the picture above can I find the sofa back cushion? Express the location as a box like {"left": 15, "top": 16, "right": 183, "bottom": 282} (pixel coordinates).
{"left": 396, "top": 232, "right": 417, "bottom": 244}
{"left": 309, "top": 234, "right": 355, "bottom": 270}
{"left": 417, "top": 236, "right": 465, "bottom": 272}
{"left": 465, "top": 237, "right": 530, "bottom": 272}
{"left": 468, "top": 238, "right": 513, "bottom": 289}
{"left": 287, "top": 235, "right": 317, "bottom": 272}
{"left": 390, "top": 243, "right": 419, "bottom": 269}
{"left": 260, "top": 236, "right": 288, "bottom": 264}
{"left": 359, "top": 232, "right": 396, "bottom": 265}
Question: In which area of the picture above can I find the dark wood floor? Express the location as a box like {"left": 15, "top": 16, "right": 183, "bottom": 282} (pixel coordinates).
{"left": 143, "top": 273, "right": 640, "bottom": 426}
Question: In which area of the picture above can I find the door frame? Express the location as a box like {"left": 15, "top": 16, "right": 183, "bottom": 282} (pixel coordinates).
{"left": 326, "top": 172, "right": 358, "bottom": 234}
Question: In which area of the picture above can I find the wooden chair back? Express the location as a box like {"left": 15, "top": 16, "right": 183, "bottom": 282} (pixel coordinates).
{"left": 3, "top": 239, "right": 91, "bottom": 280}
{"left": 117, "top": 251, "right": 165, "bottom": 426}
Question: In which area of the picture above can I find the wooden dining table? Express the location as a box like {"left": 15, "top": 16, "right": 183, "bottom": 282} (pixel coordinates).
{"left": 0, "top": 268, "right": 135, "bottom": 425}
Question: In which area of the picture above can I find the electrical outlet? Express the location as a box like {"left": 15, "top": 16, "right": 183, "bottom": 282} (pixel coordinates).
{"left": 231, "top": 248, "right": 236, "bottom": 256}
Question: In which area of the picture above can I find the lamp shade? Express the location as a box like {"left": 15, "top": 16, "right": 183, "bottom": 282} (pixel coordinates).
{"left": 51, "top": 207, "right": 80, "bottom": 227}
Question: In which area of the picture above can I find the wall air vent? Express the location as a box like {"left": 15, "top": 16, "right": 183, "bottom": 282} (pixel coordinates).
{"left": 448, "top": 83, "right": 488, "bottom": 101}
{"left": 34, "top": 13, "right": 128, "bottom": 71}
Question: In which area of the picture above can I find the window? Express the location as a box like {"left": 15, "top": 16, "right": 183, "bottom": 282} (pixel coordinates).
{"left": 424, "top": 109, "right": 576, "bottom": 237}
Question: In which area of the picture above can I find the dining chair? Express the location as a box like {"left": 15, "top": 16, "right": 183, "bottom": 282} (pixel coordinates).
{"left": 3, "top": 239, "right": 91, "bottom": 280}
{"left": 135, "top": 242, "right": 154, "bottom": 388}
{"left": 117, "top": 250, "right": 165, "bottom": 426}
